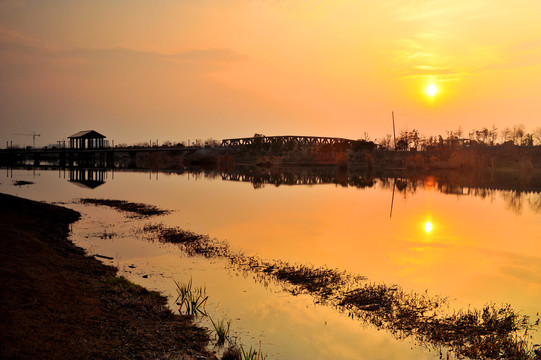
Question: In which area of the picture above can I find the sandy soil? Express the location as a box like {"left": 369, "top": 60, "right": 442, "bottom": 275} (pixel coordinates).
{"left": 0, "top": 193, "right": 217, "bottom": 360}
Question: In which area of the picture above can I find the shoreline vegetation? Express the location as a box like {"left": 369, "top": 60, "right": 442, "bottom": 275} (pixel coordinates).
{"left": 3, "top": 192, "right": 540, "bottom": 359}
{"left": 0, "top": 193, "right": 217, "bottom": 360}
{"left": 104, "top": 139, "right": 541, "bottom": 174}
{"left": 83, "top": 198, "right": 541, "bottom": 360}
{"left": 3, "top": 131, "right": 541, "bottom": 175}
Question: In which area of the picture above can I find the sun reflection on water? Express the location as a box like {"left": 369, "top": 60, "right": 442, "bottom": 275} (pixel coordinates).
{"left": 424, "top": 221, "right": 433, "bottom": 233}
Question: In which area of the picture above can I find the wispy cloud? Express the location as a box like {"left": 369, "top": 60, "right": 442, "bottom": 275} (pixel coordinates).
{"left": 0, "top": 27, "right": 246, "bottom": 70}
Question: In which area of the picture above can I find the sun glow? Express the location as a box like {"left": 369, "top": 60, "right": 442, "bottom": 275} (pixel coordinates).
{"left": 424, "top": 221, "right": 433, "bottom": 233}
{"left": 426, "top": 83, "right": 438, "bottom": 97}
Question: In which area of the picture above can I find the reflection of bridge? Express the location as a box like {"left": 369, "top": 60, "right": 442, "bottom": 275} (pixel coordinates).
{"left": 220, "top": 168, "right": 375, "bottom": 188}
{"left": 221, "top": 136, "right": 356, "bottom": 147}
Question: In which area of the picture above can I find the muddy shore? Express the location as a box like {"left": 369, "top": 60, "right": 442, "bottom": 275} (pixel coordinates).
{"left": 0, "top": 193, "right": 217, "bottom": 360}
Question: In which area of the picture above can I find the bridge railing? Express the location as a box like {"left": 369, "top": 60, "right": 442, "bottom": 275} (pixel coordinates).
{"left": 221, "top": 135, "right": 356, "bottom": 148}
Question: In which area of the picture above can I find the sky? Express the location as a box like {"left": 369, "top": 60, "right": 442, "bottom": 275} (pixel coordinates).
{"left": 1, "top": 0, "right": 541, "bottom": 147}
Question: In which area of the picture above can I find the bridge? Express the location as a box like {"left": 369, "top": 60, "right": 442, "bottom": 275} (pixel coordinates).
{"left": 0, "top": 134, "right": 375, "bottom": 168}
{"left": 220, "top": 135, "right": 357, "bottom": 148}
{"left": 0, "top": 145, "right": 197, "bottom": 168}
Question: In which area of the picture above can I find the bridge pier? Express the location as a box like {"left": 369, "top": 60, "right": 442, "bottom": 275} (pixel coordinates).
{"left": 129, "top": 151, "right": 137, "bottom": 168}
{"left": 106, "top": 150, "right": 114, "bottom": 168}
{"left": 59, "top": 151, "right": 66, "bottom": 167}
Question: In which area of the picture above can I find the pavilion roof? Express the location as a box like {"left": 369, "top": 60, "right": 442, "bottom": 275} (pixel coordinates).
{"left": 68, "top": 130, "right": 106, "bottom": 139}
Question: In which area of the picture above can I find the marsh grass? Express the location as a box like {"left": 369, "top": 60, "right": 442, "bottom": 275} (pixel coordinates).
{"left": 141, "top": 222, "right": 541, "bottom": 360}
{"left": 174, "top": 278, "right": 208, "bottom": 316}
{"left": 142, "top": 223, "right": 229, "bottom": 257}
{"left": 209, "top": 316, "right": 230, "bottom": 346}
{"left": 12, "top": 180, "right": 34, "bottom": 186}
{"left": 240, "top": 344, "right": 266, "bottom": 360}
{"left": 79, "top": 198, "right": 169, "bottom": 217}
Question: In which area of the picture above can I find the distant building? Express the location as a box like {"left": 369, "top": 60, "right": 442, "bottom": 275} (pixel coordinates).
{"left": 68, "top": 130, "right": 106, "bottom": 149}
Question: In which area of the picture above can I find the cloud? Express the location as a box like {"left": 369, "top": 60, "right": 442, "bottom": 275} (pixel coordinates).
{"left": 482, "top": 39, "right": 541, "bottom": 71}
{"left": 0, "top": 26, "right": 246, "bottom": 70}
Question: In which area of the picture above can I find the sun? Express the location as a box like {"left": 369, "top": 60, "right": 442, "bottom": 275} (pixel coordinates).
{"left": 426, "top": 83, "right": 438, "bottom": 97}
{"left": 424, "top": 221, "right": 433, "bottom": 233}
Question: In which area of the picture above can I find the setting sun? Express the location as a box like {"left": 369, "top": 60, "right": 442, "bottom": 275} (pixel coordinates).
{"left": 424, "top": 221, "right": 433, "bottom": 233}
{"left": 426, "top": 83, "right": 438, "bottom": 97}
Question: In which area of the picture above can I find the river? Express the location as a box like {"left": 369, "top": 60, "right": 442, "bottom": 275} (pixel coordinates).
{"left": 2, "top": 166, "right": 540, "bottom": 359}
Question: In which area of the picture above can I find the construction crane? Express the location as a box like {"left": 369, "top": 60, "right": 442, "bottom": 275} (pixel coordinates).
{"left": 12, "top": 132, "right": 41, "bottom": 148}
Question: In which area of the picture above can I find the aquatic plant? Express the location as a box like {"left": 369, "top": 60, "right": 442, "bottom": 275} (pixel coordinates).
{"left": 79, "top": 198, "right": 169, "bottom": 217}
{"left": 174, "top": 278, "right": 208, "bottom": 316}
{"left": 12, "top": 180, "right": 34, "bottom": 186}
{"left": 240, "top": 344, "right": 266, "bottom": 360}
{"left": 209, "top": 316, "right": 231, "bottom": 346}
{"left": 221, "top": 345, "right": 241, "bottom": 360}
{"left": 140, "top": 218, "right": 541, "bottom": 359}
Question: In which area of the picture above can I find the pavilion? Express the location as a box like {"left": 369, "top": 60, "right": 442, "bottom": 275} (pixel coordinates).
{"left": 68, "top": 130, "right": 106, "bottom": 149}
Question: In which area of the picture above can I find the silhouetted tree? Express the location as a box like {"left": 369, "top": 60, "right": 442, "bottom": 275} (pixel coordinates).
{"left": 490, "top": 125, "right": 498, "bottom": 146}
{"left": 378, "top": 134, "right": 392, "bottom": 150}
{"left": 501, "top": 127, "right": 512, "bottom": 143}
{"left": 513, "top": 124, "right": 525, "bottom": 145}
{"left": 533, "top": 127, "right": 541, "bottom": 146}
{"left": 396, "top": 139, "right": 408, "bottom": 151}
{"left": 521, "top": 133, "right": 533, "bottom": 147}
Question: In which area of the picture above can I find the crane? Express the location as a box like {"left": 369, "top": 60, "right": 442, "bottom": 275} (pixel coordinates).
{"left": 12, "top": 132, "right": 41, "bottom": 148}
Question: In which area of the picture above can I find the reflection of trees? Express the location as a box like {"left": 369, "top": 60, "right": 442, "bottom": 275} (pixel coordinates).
{"left": 218, "top": 166, "right": 376, "bottom": 189}
{"left": 187, "top": 166, "right": 541, "bottom": 215}
{"left": 528, "top": 193, "right": 541, "bottom": 214}
{"left": 502, "top": 191, "right": 524, "bottom": 215}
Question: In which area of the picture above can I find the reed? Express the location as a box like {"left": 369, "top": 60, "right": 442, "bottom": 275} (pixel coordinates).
{"left": 209, "top": 316, "right": 230, "bottom": 346}
{"left": 240, "top": 344, "right": 266, "bottom": 360}
{"left": 142, "top": 222, "right": 540, "bottom": 360}
{"left": 174, "top": 278, "right": 208, "bottom": 316}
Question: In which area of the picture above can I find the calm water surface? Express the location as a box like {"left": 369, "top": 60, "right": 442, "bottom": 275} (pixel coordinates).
{"left": 2, "top": 167, "right": 540, "bottom": 359}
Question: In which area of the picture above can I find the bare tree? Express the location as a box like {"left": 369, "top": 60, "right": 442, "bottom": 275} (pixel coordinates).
{"left": 490, "top": 125, "right": 498, "bottom": 145}
{"left": 533, "top": 127, "right": 541, "bottom": 146}
{"left": 378, "top": 134, "right": 392, "bottom": 150}
{"left": 513, "top": 124, "right": 525, "bottom": 145}
{"left": 501, "top": 127, "right": 512, "bottom": 143}
{"left": 481, "top": 127, "right": 489, "bottom": 144}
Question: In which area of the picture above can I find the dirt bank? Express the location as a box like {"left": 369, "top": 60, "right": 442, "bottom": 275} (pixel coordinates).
{"left": 0, "top": 193, "right": 216, "bottom": 360}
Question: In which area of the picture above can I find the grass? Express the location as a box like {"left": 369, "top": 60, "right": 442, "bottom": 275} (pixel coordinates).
{"left": 140, "top": 221, "right": 541, "bottom": 360}
{"left": 105, "top": 275, "right": 161, "bottom": 298}
{"left": 240, "top": 343, "right": 267, "bottom": 360}
{"left": 79, "top": 198, "right": 169, "bottom": 217}
{"left": 12, "top": 180, "right": 34, "bottom": 186}
{"left": 172, "top": 278, "right": 267, "bottom": 358}
{"left": 209, "top": 316, "right": 230, "bottom": 346}
{"left": 174, "top": 278, "right": 208, "bottom": 316}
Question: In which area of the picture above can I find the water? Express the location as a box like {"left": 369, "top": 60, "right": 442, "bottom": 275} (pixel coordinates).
{"left": 2, "top": 166, "right": 541, "bottom": 359}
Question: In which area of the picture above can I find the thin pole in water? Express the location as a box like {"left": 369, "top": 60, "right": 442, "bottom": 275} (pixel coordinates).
{"left": 392, "top": 111, "right": 397, "bottom": 150}
{"left": 390, "top": 178, "right": 396, "bottom": 218}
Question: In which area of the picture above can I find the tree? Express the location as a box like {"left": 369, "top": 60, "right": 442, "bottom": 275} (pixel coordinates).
{"left": 522, "top": 133, "right": 534, "bottom": 147}
{"left": 501, "top": 127, "right": 512, "bottom": 143}
{"left": 533, "top": 127, "right": 541, "bottom": 146}
{"left": 410, "top": 129, "right": 421, "bottom": 149}
{"left": 481, "top": 127, "right": 489, "bottom": 144}
{"left": 490, "top": 125, "right": 498, "bottom": 145}
{"left": 398, "top": 130, "right": 411, "bottom": 149}
{"left": 513, "top": 124, "right": 525, "bottom": 145}
{"left": 396, "top": 139, "right": 408, "bottom": 151}
{"left": 378, "top": 134, "right": 392, "bottom": 150}
{"left": 456, "top": 126, "right": 463, "bottom": 138}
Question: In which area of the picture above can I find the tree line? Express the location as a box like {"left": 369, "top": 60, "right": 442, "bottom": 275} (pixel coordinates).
{"left": 377, "top": 124, "right": 541, "bottom": 151}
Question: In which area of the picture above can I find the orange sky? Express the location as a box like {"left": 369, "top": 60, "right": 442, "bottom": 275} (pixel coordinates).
{"left": 1, "top": 0, "right": 541, "bottom": 146}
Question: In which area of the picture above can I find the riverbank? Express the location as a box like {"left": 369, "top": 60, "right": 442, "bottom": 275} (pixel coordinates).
{"left": 0, "top": 193, "right": 217, "bottom": 360}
